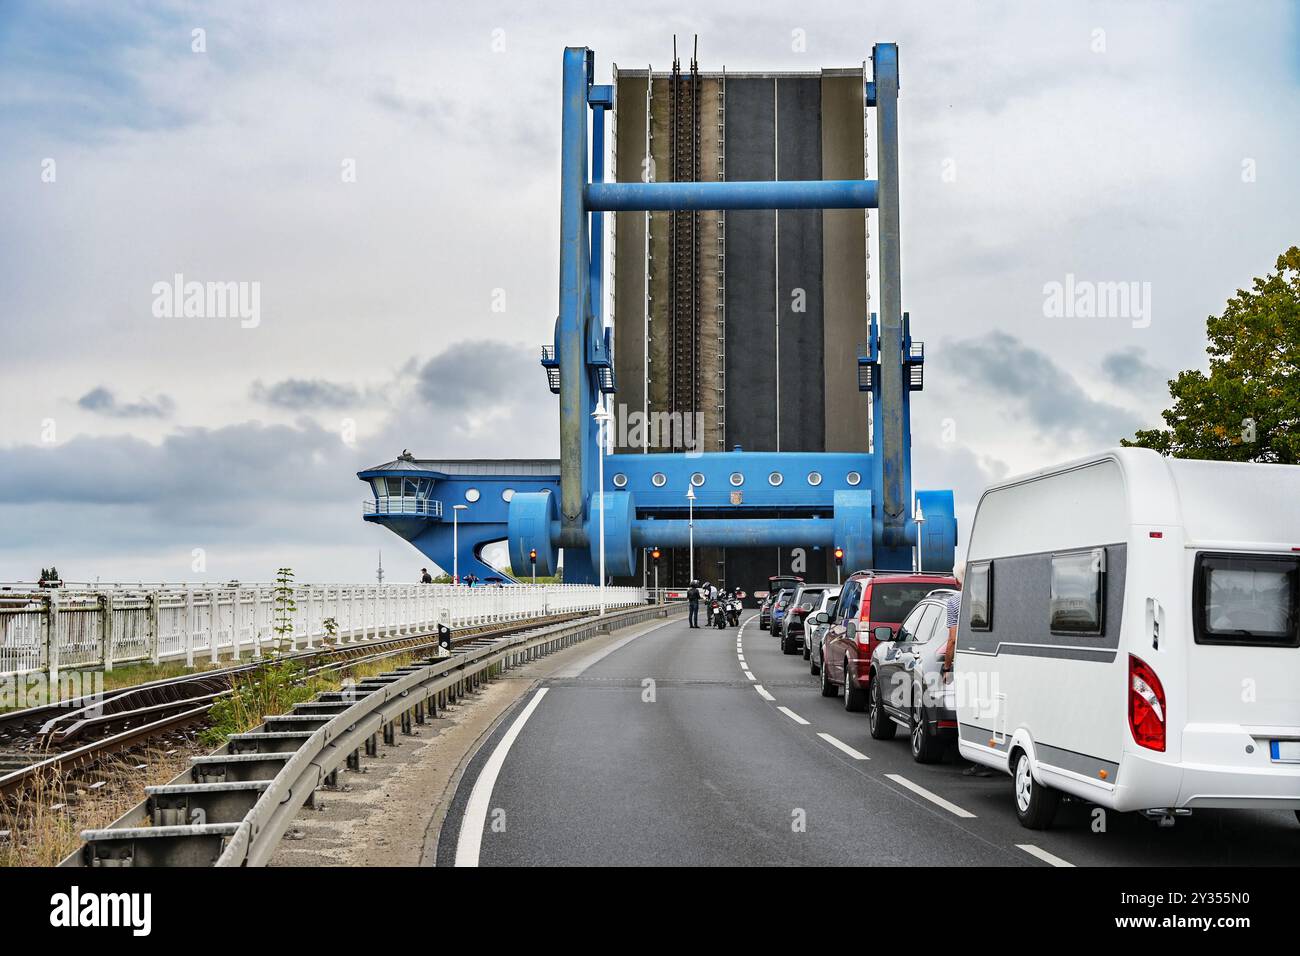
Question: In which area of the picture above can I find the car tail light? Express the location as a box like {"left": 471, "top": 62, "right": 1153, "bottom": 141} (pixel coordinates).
{"left": 1128, "top": 654, "right": 1166, "bottom": 752}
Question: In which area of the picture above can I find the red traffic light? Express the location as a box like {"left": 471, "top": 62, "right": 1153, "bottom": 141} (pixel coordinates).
{"left": 834, "top": 547, "right": 844, "bottom": 565}
{"left": 529, "top": 548, "right": 537, "bottom": 561}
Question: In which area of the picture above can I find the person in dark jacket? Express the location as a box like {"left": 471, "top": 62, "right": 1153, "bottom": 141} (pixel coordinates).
{"left": 687, "top": 581, "right": 701, "bottom": 628}
{"left": 420, "top": 568, "right": 433, "bottom": 584}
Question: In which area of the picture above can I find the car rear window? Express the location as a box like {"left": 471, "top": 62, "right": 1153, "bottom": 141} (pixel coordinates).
{"left": 866, "top": 582, "right": 938, "bottom": 624}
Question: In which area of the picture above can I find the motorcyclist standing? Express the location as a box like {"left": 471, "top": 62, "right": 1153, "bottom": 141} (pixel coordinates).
{"left": 687, "top": 580, "right": 701, "bottom": 629}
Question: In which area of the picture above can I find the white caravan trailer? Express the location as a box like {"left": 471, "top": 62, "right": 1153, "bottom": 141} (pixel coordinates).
{"left": 955, "top": 448, "right": 1300, "bottom": 829}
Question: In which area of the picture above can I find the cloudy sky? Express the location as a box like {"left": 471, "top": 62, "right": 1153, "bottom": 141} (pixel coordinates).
{"left": 1, "top": 0, "right": 1297, "bottom": 584}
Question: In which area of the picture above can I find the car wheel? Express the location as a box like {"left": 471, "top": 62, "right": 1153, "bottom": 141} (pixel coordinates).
{"left": 1013, "top": 752, "right": 1060, "bottom": 830}
{"left": 820, "top": 656, "right": 838, "bottom": 697}
{"left": 843, "top": 658, "right": 867, "bottom": 712}
{"left": 910, "top": 697, "right": 941, "bottom": 764}
{"left": 868, "top": 674, "right": 896, "bottom": 740}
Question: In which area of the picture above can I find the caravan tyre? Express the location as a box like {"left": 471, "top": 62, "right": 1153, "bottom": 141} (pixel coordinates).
{"left": 1013, "top": 752, "right": 1060, "bottom": 830}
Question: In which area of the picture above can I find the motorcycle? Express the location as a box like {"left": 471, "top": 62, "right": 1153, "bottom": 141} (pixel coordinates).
{"left": 712, "top": 599, "right": 726, "bottom": 629}
{"left": 726, "top": 598, "right": 741, "bottom": 627}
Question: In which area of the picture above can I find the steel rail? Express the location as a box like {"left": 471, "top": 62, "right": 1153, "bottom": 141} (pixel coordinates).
{"left": 0, "top": 613, "right": 587, "bottom": 799}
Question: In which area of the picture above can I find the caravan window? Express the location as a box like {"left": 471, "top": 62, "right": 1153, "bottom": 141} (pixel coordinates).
{"left": 1194, "top": 553, "right": 1299, "bottom": 648}
{"left": 967, "top": 561, "right": 992, "bottom": 630}
{"left": 1049, "top": 549, "right": 1105, "bottom": 635}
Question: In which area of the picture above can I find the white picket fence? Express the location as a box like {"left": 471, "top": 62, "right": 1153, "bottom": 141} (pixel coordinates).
{"left": 0, "top": 583, "right": 646, "bottom": 678}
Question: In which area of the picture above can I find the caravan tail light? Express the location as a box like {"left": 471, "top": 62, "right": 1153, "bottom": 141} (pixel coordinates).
{"left": 1128, "top": 655, "right": 1166, "bottom": 752}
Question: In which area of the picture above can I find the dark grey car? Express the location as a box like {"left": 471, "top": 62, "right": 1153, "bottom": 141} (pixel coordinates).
{"left": 866, "top": 588, "right": 959, "bottom": 763}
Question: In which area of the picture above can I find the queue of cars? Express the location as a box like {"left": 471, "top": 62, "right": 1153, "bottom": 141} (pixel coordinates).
{"left": 765, "top": 570, "right": 961, "bottom": 766}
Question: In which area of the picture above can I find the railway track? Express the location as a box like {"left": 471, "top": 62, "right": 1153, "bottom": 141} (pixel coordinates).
{"left": 66, "top": 602, "right": 676, "bottom": 866}
{"left": 0, "top": 613, "right": 586, "bottom": 800}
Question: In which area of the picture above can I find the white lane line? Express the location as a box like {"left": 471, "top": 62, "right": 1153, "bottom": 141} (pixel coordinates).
{"left": 1016, "top": 843, "right": 1075, "bottom": 868}
{"left": 817, "top": 732, "right": 869, "bottom": 760}
{"left": 743, "top": 669, "right": 755, "bottom": 681}
{"left": 754, "top": 684, "right": 775, "bottom": 702}
{"left": 884, "top": 773, "right": 977, "bottom": 819}
{"left": 454, "top": 688, "right": 549, "bottom": 867}
{"left": 777, "top": 706, "right": 809, "bottom": 725}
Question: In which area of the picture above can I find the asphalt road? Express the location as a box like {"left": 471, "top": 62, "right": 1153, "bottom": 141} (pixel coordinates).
{"left": 438, "top": 614, "right": 1300, "bottom": 866}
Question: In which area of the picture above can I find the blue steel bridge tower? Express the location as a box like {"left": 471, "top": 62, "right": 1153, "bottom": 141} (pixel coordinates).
{"left": 360, "top": 43, "right": 956, "bottom": 585}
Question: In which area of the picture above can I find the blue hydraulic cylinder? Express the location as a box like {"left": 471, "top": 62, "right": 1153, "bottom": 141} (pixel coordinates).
{"left": 584, "top": 179, "right": 879, "bottom": 212}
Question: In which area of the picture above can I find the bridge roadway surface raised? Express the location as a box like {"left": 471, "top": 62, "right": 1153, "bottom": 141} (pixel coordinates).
{"left": 437, "top": 614, "right": 1298, "bottom": 866}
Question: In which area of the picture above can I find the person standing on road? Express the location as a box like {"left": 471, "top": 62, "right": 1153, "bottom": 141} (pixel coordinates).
{"left": 687, "top": 580, "right": 701, "bottom": 628}
{"left": 944, "top": 561, "right": 993, "bottom": 778}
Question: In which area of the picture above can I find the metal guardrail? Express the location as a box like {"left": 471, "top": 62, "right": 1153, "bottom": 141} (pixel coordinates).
{"left": 0, "top": 583, "right": 645, "bottom": 679}
{"left": 68, "top": 602, "right": 682, "bottom": 867}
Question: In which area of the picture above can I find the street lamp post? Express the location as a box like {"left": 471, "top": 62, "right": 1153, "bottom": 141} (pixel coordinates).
{"left": 914, "top": 500, "right": 926, "bottom": 574}
{"left": 452, "top": 504, "right": 468, "bottom": 583}
{"left": 593, "top": 406, "right": 612, "bottom": 616}
{"left": 686, "top": 484, "right": 696, "bottom": 583}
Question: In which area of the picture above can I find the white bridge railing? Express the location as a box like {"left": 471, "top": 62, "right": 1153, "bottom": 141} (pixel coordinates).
{"left": 0, "top": 583, "right": 647, "bottom": 678}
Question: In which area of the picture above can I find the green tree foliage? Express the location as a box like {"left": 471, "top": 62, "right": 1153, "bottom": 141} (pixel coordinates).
{"left": 1124, "top": 246, "right": 1299, "bottom": 463}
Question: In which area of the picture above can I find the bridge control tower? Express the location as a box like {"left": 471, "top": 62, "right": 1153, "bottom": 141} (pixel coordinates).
{"left": 361, "top": 42, "right": 956, "bottom": 586}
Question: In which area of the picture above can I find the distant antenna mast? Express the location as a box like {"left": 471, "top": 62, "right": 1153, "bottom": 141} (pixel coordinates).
{"left": 376, "top": 549, "right": 385, "bottom": 585}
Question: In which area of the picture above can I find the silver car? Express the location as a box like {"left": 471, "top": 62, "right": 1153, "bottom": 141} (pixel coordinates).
{"left": 805, "top": 586, "right": 841, "bottom": 674}
{"left": 866, "top": 588, "right": 959, "bottom": 763}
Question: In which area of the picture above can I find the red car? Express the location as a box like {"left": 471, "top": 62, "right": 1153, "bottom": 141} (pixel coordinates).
{"left": 818, "top": 571, "right": 958, "bottom": 710}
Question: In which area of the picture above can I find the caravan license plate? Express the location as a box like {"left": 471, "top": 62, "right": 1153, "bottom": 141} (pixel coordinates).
{"left": 1271, "top": 740, "right": 1300, "bottom": 763}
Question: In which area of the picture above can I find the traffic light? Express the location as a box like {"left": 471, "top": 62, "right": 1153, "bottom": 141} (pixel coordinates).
{"left": 651, "top": 548, "right": 661, "bottom": 565}
{"left": 834, "top": 546, "right": 844, "bottom": 567}
{"left": 529, "top": 548, "right": 537, "bottom": 563}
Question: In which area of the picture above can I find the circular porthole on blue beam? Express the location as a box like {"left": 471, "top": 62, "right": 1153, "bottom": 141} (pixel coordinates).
{"left": 729, "top": 472, "right": 744, "bottom": 487}
{"left": 768, "top": 472, "right": 783, "bottom": 487}
{"left": 651, "top": 472, "right": 667, "bottom": 487}
{"left": 465, "top": 487, "right": 481, "bottom": 502}
{"left": 846, "top": 471, "right": 862, "bottom": 486}
{"left": 501, "top": 488, "right": 515, "bottom": 502}
{"left": 612, "top": 473, "right": 628, "bottom": 489}
{"left": 690, "top": 472, "right": 705, "bottom": 487}
{"left": 807, "top": 471, "right": 823, "bottom": 486}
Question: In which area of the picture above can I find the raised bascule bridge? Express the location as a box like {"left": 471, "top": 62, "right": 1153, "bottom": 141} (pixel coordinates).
{"left": 361, "top": 41, "right": 957, "bottom": 591}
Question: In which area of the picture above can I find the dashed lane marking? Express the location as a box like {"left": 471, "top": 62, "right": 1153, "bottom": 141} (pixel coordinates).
{"left": 817, "top": 732, "right": 869, "bottom": 760}
{"left": 743, "top": 669, "right": 755, "bottom": 681}
{"left": 884, "top": 773, "right": 977, "bottom": 819}
{"left": 778, "top": 706, "right": 809, "bottom": 725}
{"left": 754, "top": 685, "right": 775, "bottom": 702}
{"left": 1016, "top": 844, "right": 1075, "bottom": 867}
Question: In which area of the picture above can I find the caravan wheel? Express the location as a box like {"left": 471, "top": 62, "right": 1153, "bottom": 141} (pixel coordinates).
{"left": 1013, "top": 752, "right": 1059, "bottom": 830}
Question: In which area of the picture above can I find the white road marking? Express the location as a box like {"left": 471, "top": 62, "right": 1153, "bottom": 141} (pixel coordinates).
{"left": 884, "top": 773, "right": 977, "bottom": 819}
{"left": 754, "top": 684, "right": 775, "bottom": 702}
{"left": 454, "top": 688, "right": 549, "bottom": 867}
{"left": 817, "top": 732, "right": 869, "bottom": 760}
{"left": 1016, "top": 843, "right": 1075, "bottom": 868}
{"left": 743, "top": 669, "right": 755, "bottom": 681}
{"left": 778, "top": 706, "right": 809, "bottom": 725}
